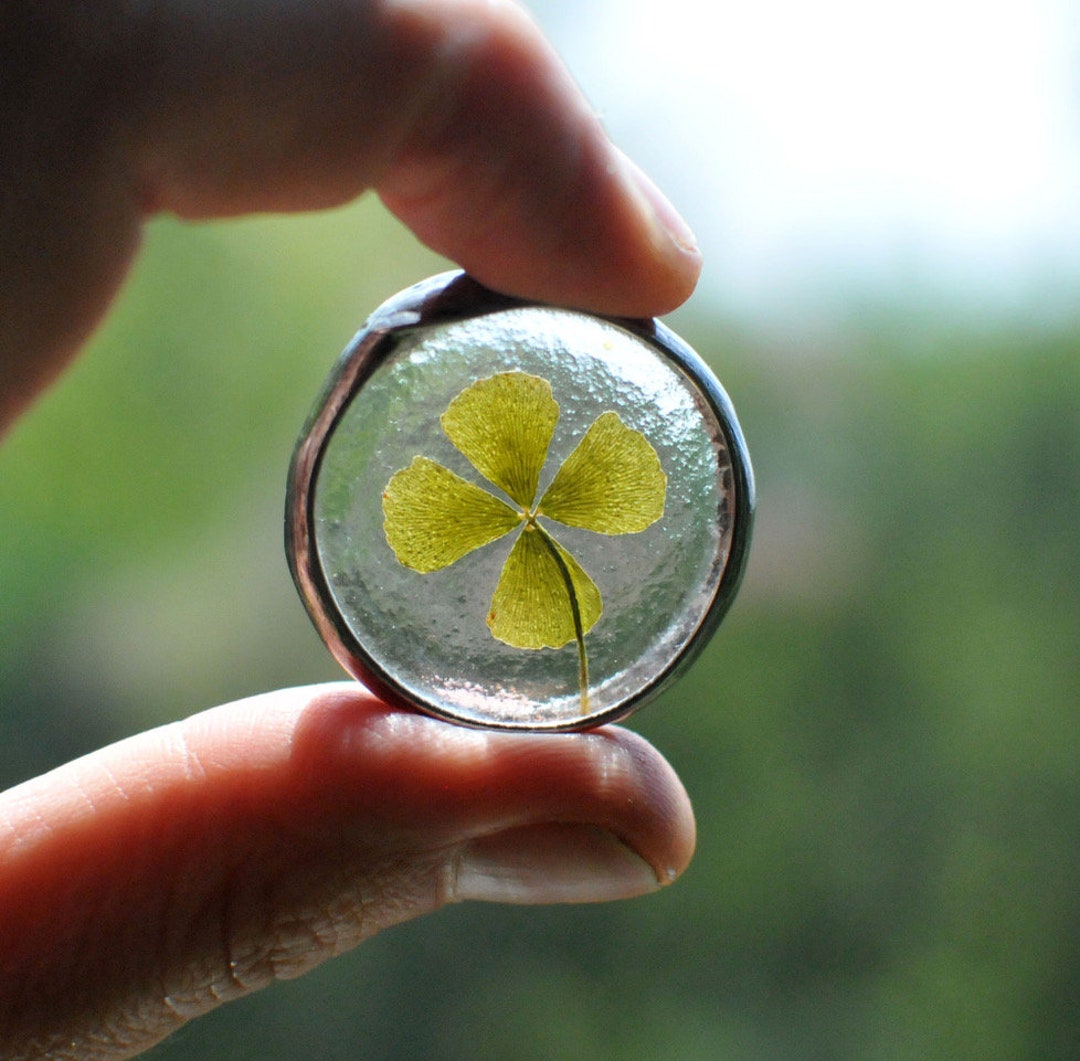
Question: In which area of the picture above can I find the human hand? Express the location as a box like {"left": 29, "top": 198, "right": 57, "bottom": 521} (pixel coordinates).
{"left": 0, "top": 2, "right": 701, "bottom": 1057}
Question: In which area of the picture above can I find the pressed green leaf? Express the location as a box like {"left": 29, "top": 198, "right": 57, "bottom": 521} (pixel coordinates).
{"left": 538, "top": 411, "right": 667, "bottom": 533}
{"left": 486, "top": 525, "right": 602, "bottom": 649}
{"left": 441, "top": 372, "right": 559, "bottom": 508}
{"left": 383, "top": 456, "right": 520, "bottom": 573}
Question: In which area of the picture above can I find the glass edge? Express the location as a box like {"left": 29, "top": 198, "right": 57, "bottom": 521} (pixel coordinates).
{"left": 284, "top": 272, "right": 755, "bottom": 732}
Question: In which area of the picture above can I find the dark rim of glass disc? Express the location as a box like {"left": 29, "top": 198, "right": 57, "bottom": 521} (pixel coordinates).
{"left": 285, "top": 270, "right": 755, "bottom": 732}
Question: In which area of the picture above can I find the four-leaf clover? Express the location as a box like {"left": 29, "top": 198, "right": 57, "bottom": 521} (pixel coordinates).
{"left": 382, "top": 371, "right": 666, "bottom": 711}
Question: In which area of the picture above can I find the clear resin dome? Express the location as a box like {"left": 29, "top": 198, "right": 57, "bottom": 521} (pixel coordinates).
{"left": 287, "top": 273, "right": 753, "bottom": 731}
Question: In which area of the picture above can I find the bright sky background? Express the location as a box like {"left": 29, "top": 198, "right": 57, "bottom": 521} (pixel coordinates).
{"left": 542, "top": 0, "right": 1080, "bottom": 324}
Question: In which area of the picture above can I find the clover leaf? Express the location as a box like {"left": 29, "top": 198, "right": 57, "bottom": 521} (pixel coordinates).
{"left": 382, "top": 371, "right": 666, "bottom": 711}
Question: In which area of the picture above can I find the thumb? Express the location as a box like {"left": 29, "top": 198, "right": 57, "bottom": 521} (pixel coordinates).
{"left": 0, "top": 684, "right": 695, "bottom": 1058}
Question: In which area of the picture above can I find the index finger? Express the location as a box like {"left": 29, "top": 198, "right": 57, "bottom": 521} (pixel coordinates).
{"left": 1, "top": 0, "right": 700, "bottom": 428}
{"left": 147, "top": 0, "right": 702, "bottom": 313}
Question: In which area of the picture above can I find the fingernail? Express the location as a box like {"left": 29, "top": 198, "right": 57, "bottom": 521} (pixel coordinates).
{"left": 452, "top": 823, "right": 663, "bottom": 904}
{"left": 613, "top": 146, "right": 701, "bottom": 260}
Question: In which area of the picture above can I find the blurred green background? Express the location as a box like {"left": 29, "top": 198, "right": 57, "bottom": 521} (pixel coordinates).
{"left": 3, "top": 2, "right": 1080, "bottom": 1058}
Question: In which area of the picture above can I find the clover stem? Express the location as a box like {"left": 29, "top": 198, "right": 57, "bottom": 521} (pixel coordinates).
{"left": 530, "top": 520, "right": 590, "bottom": 714}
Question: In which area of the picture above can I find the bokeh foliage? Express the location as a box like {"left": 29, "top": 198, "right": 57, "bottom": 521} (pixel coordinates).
{"left": 2, "top": 199, "right": 1078, "bottom": 1059}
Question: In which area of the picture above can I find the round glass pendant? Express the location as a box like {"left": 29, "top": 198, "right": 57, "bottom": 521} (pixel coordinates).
{"left": 286, "top": 272, "right": 754, "bottom": 731}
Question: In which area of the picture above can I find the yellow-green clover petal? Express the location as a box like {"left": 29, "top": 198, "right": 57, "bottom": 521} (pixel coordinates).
{"left": 382, "top": 374, "right": 668, "bottom": 714}
{"left": 538, "top": 411, "right": 667, "bottom": 533}
{"left": 487, "top": 525, "right": 602, "bottom": 650}
{"left": 441, "top": 372, "right": 558, "bottom": 508}
{"left": 383, "top": 456, "right": 521, "bottom": 573}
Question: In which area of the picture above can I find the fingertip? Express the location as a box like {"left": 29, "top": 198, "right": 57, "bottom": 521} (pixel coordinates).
{"left": 251, "top": 689, "right": 697, "bottom": 894}
{"left": 605, "top": 146, "right": 704, "bottom": 312}
{"left": 448, "top": 736, "right": 698, "bottom": 905}
{"left": 374, "top": 1, "right": 702, "bottom": 318}
{"left": 589, "top": 725, "right": 697, "bottom": 885}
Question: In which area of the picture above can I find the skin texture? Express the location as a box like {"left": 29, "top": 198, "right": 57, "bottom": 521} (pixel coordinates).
{"left": 0, "top": 1, "right": 701, "bottom": 1056}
